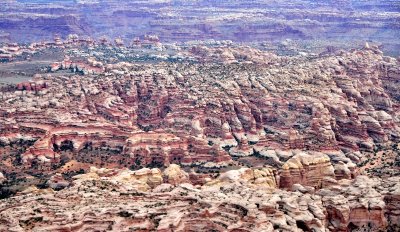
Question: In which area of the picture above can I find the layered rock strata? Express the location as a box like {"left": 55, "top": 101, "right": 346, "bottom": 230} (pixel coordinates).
{"left": 0, "top": 165, "right": 398, "bottom": 232}
{"left": 1, "top": 48, "right": 399, "bottom": 170}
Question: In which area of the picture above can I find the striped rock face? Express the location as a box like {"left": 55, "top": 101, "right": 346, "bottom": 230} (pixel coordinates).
{"left": 1, "top": 165, "right": 399, "bottom": 231}
{"left": 0, "top": 39, "right": 399, "bottom": 231}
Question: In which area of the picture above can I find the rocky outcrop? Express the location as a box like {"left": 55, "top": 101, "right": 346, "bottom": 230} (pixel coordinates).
{"left": 124, "top": 132, "right": 231, "bottom": 167}
{"left": 77, "top": 166, "right": 164, "bottom": 191}
{"left": 206, "top": 167, "right": 277, "bottom": 189}
{"left": 383, "top": 177, "right": 400, "bottom": 230}
{"left": 0, "top": 165, "right": 398, "bottom": 231}
{"left": 50, "top": 57, "right": 105, "bottom": 75}
{"left": 319, "top": 176, "right": 400, "bottom": 231}
{"left": 163, "top": 164, "right": 189, "bottom": 185}
{"left": 0, "top": 39, "right": 400, "bottom": 231}
{"left": 2, "top": 48, "right": 400, "bottom": 172}
{"left": 47, "top": 173, "right": 69, "bottom": 190}
{"left": 279, "top": 152, "right": 335, "bottom": 189}
{"left": 1, "top": 0, "right": 399, "bottom": 58}
{"left": 16, "top": 81, "right": 47, "bottom": 92}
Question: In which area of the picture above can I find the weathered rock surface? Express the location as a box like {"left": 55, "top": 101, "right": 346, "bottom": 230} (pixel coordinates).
{"left": 47, "top": 173, "right": 69, "bottom": 190}
{"left": 163, "top": 164, "right": 189, "bottom": 186}
{"left": 279, "top": 152, "right": 335, "bottom": 189}
{"left": 0, "top": 166, "right": 399, "bottom": 232}
{"left": 206, "top": 167, "right": 277, "bottom": 189}
{"left": 1, "top": 48, "right": 399, "bottom": 172}
{"left": 1, "top": 0, "right": 399, "bottom": 58}
{"left": 319, "top": 176, "right": 400, "bottom": 231}
{"left": 0, "top": 41, "right": 399, "bottom": 231}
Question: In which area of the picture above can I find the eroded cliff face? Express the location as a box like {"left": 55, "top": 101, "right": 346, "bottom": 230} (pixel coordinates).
{"left": 279, "top": 152, "right": 336, "bottom": 189}
{"left": 0, "top": 45, "right": 399, "bottom": 231}
{"left": 1, "top": 47, "right": 399, "bottom": 171}
{"left": 0, "top": 165, "right": 399, "bottom": 232}
{"left": 2, "top": 0, "right": 400, "bottom": 57}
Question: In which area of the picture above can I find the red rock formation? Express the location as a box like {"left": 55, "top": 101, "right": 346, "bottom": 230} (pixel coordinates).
{"left": 124, "top": 132, "right": 230, "bottom": 167}
{"left": 0, "top": 166, "right": 398, "bottom": 231}
{"left": 1, "top": 48, "right": 399, "bottom": 175}
{"left": 163, "top": 164, "right": 189, "bottom": 185}
{"left": 279, "top": 152, "right": 336, "bottom": 189}
{"left": 16, "top": 81, "right": 47, "bottom": 91}
{"left": 319, "top": 176, "right": 400, "bottom": 231}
